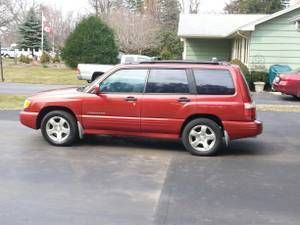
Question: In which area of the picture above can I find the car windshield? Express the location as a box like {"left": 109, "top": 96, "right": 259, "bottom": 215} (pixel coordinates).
{"left": 78, "top": 77, "right": 101, "bottom": 92}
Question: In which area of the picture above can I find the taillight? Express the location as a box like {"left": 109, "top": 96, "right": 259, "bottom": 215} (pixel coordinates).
{"left": 76, "top": 67, "right": 80, "bottom": 75}
{"left": 244, "top": 102, "right": 256, "bottom": 121}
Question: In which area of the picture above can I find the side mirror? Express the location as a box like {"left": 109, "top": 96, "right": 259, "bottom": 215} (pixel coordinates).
{"left": 92, "top": 86, "right": 100, "bottom": 95}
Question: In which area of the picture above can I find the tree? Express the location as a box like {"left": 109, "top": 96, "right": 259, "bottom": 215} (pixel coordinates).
{"left": 225, "top": 0, "right": 288, "bottom": 14}
{"left": 106, "top": 9, "right": 160, "bottom": 54}
{"left": 160, "top": 0, "right": 180, "bottom": 31}
{"left": 159, "top": 31, "right": 183, "bottom": 59}
{"left": 189, "top": 0, "right": 201, "bottom": 13}
{"left": 125, "top": 0, "right": 144, "bottom": 12}
{"left": 18, "top": 8, "right": 49, "bottom": 55}
{"left": 62, "top": 16, "right": 118, "bottom": 68}
{"left": 41, "top": 5, "right": 78, "bottom": 49}
{"left": 89, "top": 0, "right": 114, "bottom": 16}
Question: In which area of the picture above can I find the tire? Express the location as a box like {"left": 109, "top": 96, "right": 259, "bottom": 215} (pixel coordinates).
{"left": 41, "top": 110, "right": 78, "bottom": 146}
{"left": 182, "top": 118, "right": 223, "bottom": 156}
{"left": 293, "top": 95, "right": 300, "bottom": 101}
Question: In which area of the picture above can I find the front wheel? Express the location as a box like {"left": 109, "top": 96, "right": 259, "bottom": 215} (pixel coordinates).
{"left": 41, "top": 110, "right": 78, "bottom": 146}
{"left": 182, "top": 118, "right": 223, "bottom": 156}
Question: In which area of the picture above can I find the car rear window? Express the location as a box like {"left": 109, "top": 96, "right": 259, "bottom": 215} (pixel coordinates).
{"left": 193, "top": 69, "right": 235, "bottom": 95}
{"left": 146, "top": 69, "right": 189, "bottom": 94}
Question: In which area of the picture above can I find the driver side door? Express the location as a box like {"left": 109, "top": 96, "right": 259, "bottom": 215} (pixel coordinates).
{"left": 82, "top": 69, "right": 148, "bottom": 132}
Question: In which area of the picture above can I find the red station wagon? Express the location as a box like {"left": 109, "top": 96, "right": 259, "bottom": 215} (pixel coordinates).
{"left": 272, "top": 72, "right": 300, "bottom": 99}
{"left": 20, "top": 61, "right": 263, "bottom": 156}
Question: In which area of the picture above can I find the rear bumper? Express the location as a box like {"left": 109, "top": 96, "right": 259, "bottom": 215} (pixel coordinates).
{"left": 19, "top": 111, "right": 38, "bottom": 129}
{"left": 223, "top": 120, "right": 263, "bottom": 140}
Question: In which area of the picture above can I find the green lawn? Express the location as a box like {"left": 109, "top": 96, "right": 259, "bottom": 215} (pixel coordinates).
{"left": 3, "top": 60, "right": 85, "bottom": 85}
{"left": 0, "top": 94, "right": 26, "bottom": 110}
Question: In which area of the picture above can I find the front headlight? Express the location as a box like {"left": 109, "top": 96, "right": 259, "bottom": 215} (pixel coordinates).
{"left": 274, "top": 76, "right": 280, "bottom": 83}
{"left": 23, "top": 99, "right": 31, "bottom": 109}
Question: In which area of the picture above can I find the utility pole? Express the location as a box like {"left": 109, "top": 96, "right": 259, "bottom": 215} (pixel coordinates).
{"left": 0, "top": 40, "right": 3, "bottom": 82}
{"left": 0, "top": 26, "right": 8, "bottom": 82}
{"left": 41, "top": 10, "right": 44, "bottom": 53}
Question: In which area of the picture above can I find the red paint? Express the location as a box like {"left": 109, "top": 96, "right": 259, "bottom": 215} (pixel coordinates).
{"left": 273, "top": 72, "right": 300, "bottom": 97}
{"left": 20, "top": 63, "right": 262, "bottom": 142}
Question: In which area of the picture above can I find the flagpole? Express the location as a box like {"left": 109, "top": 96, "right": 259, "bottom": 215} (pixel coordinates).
{"left": 41, "top": 10, "right": 44, "bottom": 53}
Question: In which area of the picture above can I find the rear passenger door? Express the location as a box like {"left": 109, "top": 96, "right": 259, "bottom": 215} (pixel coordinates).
{"left": 141, "top": 69, "right": 197, "bottom": 135}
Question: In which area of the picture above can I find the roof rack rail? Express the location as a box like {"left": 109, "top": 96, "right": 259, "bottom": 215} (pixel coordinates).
{"left": 139, "top": 60, "right": 227, "bottom": 65}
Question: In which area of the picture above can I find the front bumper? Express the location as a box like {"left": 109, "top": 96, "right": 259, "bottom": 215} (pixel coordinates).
{"left": 19, "top": 111, "right": 39, "bottom": 129}
{"left": 272, "top": 82, "right": 290, "bottom": 95}
{"left": 223, "top": 120, "right": 263, "bottom": 140}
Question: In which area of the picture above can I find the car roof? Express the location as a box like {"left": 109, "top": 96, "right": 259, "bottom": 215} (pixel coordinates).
{"left": 116, "top": 62, "right": 235, "bottom": 70}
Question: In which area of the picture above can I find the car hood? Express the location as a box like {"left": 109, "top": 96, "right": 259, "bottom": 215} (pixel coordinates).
{"left": 30, "top": 87, "right": 83, "bottom": 99}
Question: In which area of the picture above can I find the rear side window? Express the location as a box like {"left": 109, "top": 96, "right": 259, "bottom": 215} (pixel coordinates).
{"left": 146, "top": 69, "right": 189, "bottom": 93}
{"left": 193, "top": 69, "right": 235, "bottom": 95}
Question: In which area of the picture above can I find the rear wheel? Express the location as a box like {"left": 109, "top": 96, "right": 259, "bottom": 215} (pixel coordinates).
{"left": 41, "top": 110, "right": 78, "bottom": 146}
{"left": 182, "top": 118, "right": 223, "bottom": 156}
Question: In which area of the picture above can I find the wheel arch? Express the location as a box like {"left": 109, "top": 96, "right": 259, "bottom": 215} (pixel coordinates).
{"left": 180, "top": 114, "right": 224, "bottom": 137}
{"left": 36, "top": 106, "right": 77, "bottom": 129}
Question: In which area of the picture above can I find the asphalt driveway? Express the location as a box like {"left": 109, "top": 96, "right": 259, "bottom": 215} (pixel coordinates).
{"left": 0, "top": 110, "right": 300, "bottom": 225}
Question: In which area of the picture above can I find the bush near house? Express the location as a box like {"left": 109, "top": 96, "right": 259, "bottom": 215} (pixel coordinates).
{"left": 251, "top": 71, "right": 268, "bottom": 83}
{"left": 230, "top": 59, "right": 252, "bottom": 88}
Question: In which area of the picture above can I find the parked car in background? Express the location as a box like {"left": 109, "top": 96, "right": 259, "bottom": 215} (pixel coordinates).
{"left": 272, "top": 72, "right": 300, "bottom": 99}
{"left": 77, "top": 54, "right": 153, "bottom": 82}
{"left": 20, "top": 60, "right": 262, "bottom": 156}
{"left": 1, "top": 48, "right": 18, "bottom": 58}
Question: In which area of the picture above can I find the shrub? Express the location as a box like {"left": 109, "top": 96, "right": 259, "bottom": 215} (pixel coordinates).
{"left": 40, "top": 52, "right": 51, "bottom": 64}
{"left": 62, "top": 16, "right": 119, "bottom": 69}
{"left": 251, "top": 71, "right": 268, "bottom": 83}
{"left": 19, "top": 54, "right": 31, "bottom": 64}
{"left": 230, "top": 59, "right": 253, "bottom": 89}
{"left": 52, "top": 53, "right": 60, "bottom": 63}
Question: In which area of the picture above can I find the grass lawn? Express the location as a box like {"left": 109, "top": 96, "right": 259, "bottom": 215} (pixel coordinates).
{"left": 3, "top": 59, "right": 85, "bottom": 85}
{"left": 0, "top": 94, "right": 26, "bottom": 110}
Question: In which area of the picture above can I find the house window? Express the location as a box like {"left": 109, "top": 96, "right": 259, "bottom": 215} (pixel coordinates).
{"left": 297, "top": 21, "right": 300, "bottom": 31}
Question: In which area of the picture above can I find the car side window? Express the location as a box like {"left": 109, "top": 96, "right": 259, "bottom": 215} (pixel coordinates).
{"left": 100, "top": 69, "right": 148, "bottom": 93}
{"left": 193, "top": 69, "right": 235, "bottom": 95}
{"left": 146, "top": 69, "right": 189, "bottom": 94}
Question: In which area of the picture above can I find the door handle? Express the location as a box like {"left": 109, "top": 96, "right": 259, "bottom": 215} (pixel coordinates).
{"left": 177, "top": 97, "right": 191, "bottom": 103}
{"left": 125, "top": 96, "right": 137, "bottom": 102}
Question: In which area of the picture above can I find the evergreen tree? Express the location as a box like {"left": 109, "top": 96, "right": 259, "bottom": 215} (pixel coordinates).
{"left": 18, "top": 8, "right": 49, "bottom": 55}
{"left": 225, "top": 0, "right": 288, "bottom": 14}
{"left": 125, "top": 0, "right": 144, "bottom": 12}
{"left": 62, "top": 16, "right": 118, "bottom": 68}
{"left": 160, "top": 0, "right": 180, "bottom": 31}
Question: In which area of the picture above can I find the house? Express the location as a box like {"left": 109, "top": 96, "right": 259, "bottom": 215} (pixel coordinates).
{"left": 178, "top": 4, "right": 300, "bottom": 70}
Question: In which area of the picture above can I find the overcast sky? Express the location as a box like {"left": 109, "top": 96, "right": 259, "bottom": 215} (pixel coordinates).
{"left": 36, "top": 0, "right": 298, "bottom": 15}
{"left": 36, "top": 0, "right": 231, "bottom": 14}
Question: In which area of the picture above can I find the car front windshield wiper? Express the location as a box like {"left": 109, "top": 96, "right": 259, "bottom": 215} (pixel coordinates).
{"left": 77, "top": 86, "right": 87, "bottom": 92}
